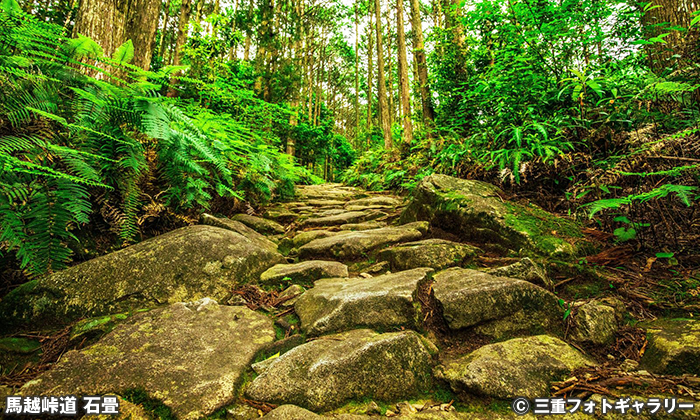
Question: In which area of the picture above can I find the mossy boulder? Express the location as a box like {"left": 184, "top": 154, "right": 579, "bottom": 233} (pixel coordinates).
{"left": 260, "top": 261, "right": 349, "bottom": 286}
{"left": 571, "top": 298, "right": 624, "bottom": 345}
{"left": 378, "top": 239, "right": 481, "bottom": 271}
{"left": 0, "top": 337, "right": 42, "bottom": 374}
{"left": 432, "top": 268, "right": 564, "bottom": 339}
{"left": 0, "top": 225, "right": 285, "bottom": 332}
{"left": 485, "top": 258, "right": 551, "bottom": 288}
{"left": 21, "top": 299, "right": 275, "bottom": 420}
{"left": 232, "top": 213, "right": 286, "bottom": 235}
{"left": 200, "top": 213, "right": 279, "bottom": 252}
{"left": 640, "top": 319, "right": 700, "bottom": 375}
{"left": 295, "top": 268, "right": 434, "bottom": 336}
{"left": 69, "top": 312, "right": 130, "bottom": 344}
{"left": 401, "top": 174, "right": 587, "bottom": 258}
{"left": 298, "top": 222, "right": 429, "bottom": 261}
{"left": 436, "top": 335, "right": 594, "bottom": 399}
{"left": 245, "top": 329, "right": 434, "bottom": 411}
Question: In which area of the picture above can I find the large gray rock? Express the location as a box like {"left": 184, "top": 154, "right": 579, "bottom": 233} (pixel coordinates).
{"left": 641, "top": 319, "right": 700, "bottom": 375}
{"left": 436, "top": 335, "right": 594, "bottom": 399}
{"left": 0, "top": 225, "right": 285, "bottom": 332}
{"left": 401, "top": 174, "right": 586, "bottom": 258}
{"left": 432, "top": 268, "right": 563, "bottom": 339}
{"left": 232, "top": 213, "right": 286, "bottom": 234}
{"left": 245, "top": 329, "right": 435, "bottom": 411}
{"left": 201, "top": 213, "right": 279, "bottom": 252}
{"left": 571, "top": 298, "right": 624, "bottom": 345}
{"left": 301, "top": 210, "right": 385, "bottom": 228}
{"left": 295, "top": 268, "right": 434, "bottom": 336}
{"left": 298, "top": 222, "right": 429, "bottom": 261}
{"left": 378, "top": 239, "right": 480, "bottom": 271}
{"left": 260, "top": 261, "right": 349, "bottom": 286}
{"left": 21, "top": 299, "right": 276, "bottom": 420}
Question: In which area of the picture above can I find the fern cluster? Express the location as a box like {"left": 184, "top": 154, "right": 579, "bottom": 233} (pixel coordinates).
{"left": 0, "top": 2, "right": 315, "bottom": 276}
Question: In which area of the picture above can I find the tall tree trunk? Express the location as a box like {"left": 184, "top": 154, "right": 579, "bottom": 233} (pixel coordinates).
{"left": 396, "top": 0, "right": 412, "bottom": 144}
{"left": 171, "top": 0, "right": 192, "bottom": 67}
{"left": 158, "top": 0, "right": 172, "bottom": 57}
{"left": 228, "top": 0, "right": 240, "bottom": 60}
{"left": 166, "top": 0, "right": 192, "bottom": 96}
{"left": 354, "top": 2, "right": 360, "bottom": 143}
{"left": 74, "top": 0, "right": 160, "bottom": 70}
{"left": 243, "top": 0, "right": 254, "bottom": 60}
{"left": 409, "top": 0, "right": 434, "bottom": 125}
{"left": 641, "top": 0, "right": 698, "bottom": 76}
{"left": 374, "top": 0, "right": 392, "bottom": 149}
{"left": 384, "top": 9, "right": 395, "bottom": 127}
{"left": 366, "top": 11, "right": 374, "bottom": 136}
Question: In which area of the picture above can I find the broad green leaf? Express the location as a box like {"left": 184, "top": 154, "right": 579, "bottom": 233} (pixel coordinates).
{"left": 655, "top": 252, "right": 674, "bottom": 258}
{"left": 1, "top": 0, "right": 21, "bottom": 15}
{"left": 64, "top": 34, "right": 103, "bottom": 59}
{"left": 112, "top": 39, "right": 134, "bottom": 64}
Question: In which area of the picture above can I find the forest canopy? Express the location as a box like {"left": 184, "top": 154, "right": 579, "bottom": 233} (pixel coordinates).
{"left": 0, "top": 0, "right": 699, "bottom": 283}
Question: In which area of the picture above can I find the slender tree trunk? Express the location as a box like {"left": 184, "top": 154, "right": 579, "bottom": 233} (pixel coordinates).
{"left": 384, "top": 9, "right": 395, "bottom": 127}
{"left": 396, "top": 0, "right": 413, "bottom": 144}
{"left": 243, "top": 0, "right": 254, "bottom": 60}
{"left": 354, "top": 2, "right": 360, "bottom": 142}
{"left": 374, "top": 0, "right": 392, "bottom": 149}
{"left": 166, "top": 0, "right": 192, "bottom": 96}
{"left": 409, "top": 0, "right": 434, "bottom": 125}
{"left": 158, "top": 0, "right": 172, "bottom": 57}
{"left": 366, "top": 12, "right": 374, "bottom": 135}
{"left": 228, "top": 0, "right": 240, "bottom": 60}
{"left": 171, "top": 0, "right": 192, "bottom": 67}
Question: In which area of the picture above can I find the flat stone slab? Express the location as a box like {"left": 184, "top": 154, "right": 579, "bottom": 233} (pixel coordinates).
{"left": 245, "top": 329, "right": 435, "bottom": 411}
{"left": 295, "top": 268, "right": 434, "bottom": 336}
{"left": 0, "top": 225, "right": 285, "bottom": 332}
{"left": 263, "top": 207, "right": 299, "bottom": 224}
{"left": 232, "top": 213, "right": 286, "bottom": 234}
{"left": 296, "top": 184, "right": 362, "bottom": 201}
{"left": 436, "top": 335, "right": 593, "bottom": 399}
{"left": 339, "top": 221, "right": 388, "bottom": 231}
{"left": 291, "top": 230, "right": 338, "bottom": 248}
{"left": 301, "top": 210, "right": 385, "bottom": 228}
{"left": 345, "top": 195, "right": 402, "bottom": 207}
{"left": 378, "top": 239, "right": 480, "bottom": 271}
{"left": 21, "top": 299, "right": 276, "bottom": 420}
{"left": 641, "top": 319, "right": 700, "bottom": 375}
{"left": 432, "top": 268, "right": 563, "bottom": 339}
{"left": 260, "top": 261, "right": 349, "bottom": 286}
{"left": 298, "top": 222, "right": 429, "bottom": 260}
{"left": 306, "top": 199, "right": 348, "bottom": 207}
